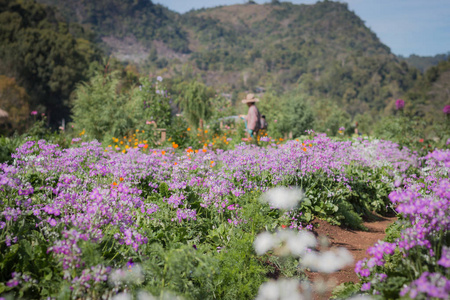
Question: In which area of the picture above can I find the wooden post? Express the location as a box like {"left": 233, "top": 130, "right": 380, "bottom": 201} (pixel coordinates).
{"left": 220, "top": 121, "right": 223, "bottom": 129}
{"left": 289, "top": 131, "right": 293, "bottom": 139}
{"left": 160, "top": 130, "right": 166, "bottom": 143}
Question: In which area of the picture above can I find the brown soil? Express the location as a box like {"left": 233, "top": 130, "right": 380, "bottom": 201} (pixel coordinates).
{"left": 307, "top": 214, "right": 397, "bottom": 299}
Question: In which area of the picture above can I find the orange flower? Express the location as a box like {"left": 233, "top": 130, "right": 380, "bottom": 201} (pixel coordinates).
{"left": 161, "top": 150, "right": 166, "bottom": 155}
{"left": 152, "top": 150, "right": 157, "bottom": 154}
{"left": 202, "top": 149, "right": 207, "bottom": 153}
{"left": 187, "top": 127, "right": 191, "bottom": 131}
{"left": 303, "top": 147, "right": 307, "bottom": 152}
{"left": 174, "top": 162, "right": 178, "bottom": 165}
{"left": 119, "top": 177, "right": 124, "bottom": 181}
{"left": 281, "top": 225, "right": 287, "bottom": 229}
{"left": 210, "top": 160, "right": 214, "bottom": 164}
{"left": 302, "top": 143, "right": 305, "bottom": 146}
{"left": 309, "top": 144, "right": 312, "bottom": 147}
{"left": 195, "top": 149, "right": 199, "bottom": 153}
{"left": 205, "top": 130, "right": 208, "bottom": 134}
{"left": 172, "top": 143, "right": 179, "bottom": 149}
{"left": 144, "top": 144, "right": 148, "bottom": 149}
{"left": 113, "top": 182, "right": 118, "bottom": 186}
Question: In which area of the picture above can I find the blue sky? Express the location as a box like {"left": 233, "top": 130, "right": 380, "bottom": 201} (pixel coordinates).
{"left": 154, "top": 0, "right": 450, "bottom": 57}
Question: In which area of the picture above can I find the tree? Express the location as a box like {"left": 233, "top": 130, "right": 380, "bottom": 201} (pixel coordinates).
{"left": 0, "top": 75, "right": 30, "bottom": 132}
{"left": 177, "top": 80, "right": 214, "bottom": 129}
{"left": 280, "top": 94, "right": 315, "bottom": 138}
{"left": 71, "top": 71, "right": 132, "bottom": 141}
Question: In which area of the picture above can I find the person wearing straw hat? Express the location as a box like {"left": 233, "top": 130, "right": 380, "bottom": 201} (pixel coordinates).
{"left": 239, "top": 93, "right": 261, "bottom": 139}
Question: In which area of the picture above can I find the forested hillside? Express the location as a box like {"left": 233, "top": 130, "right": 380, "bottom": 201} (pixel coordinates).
{"left": 1, "top": 0, "right": 448, "bottom": 137}
{"left": 36, "top": 0, "right": 190, "bottom": 52}
{"left": 35, "top": 0, "right": 422, "bottom": 118}
{"left": 0, "top": 0, "right": 101, "bottom": 127}
{"left": 399, "top": 53, "right": 450, "bottom": 73}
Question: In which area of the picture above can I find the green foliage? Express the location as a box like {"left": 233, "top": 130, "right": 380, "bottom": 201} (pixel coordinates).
{"left": 36, "top": 0, "right": 190, "bottom": 53}
{"left": 374, "top": 111, "right": 435, "bottom": 152}
{"left": 331, "top": 282, "right": 362, "bottom": 299}
{"left": 71, "top": 69, "right": 173, "bottom": 144}
{"left": 280, "top": 94, "right": 315, "bottom": 138}
{"left": 71, "top": 70, "right": 133, "bottom": 141}
{"left": 177, "top": 80, "right": 215, "bottom": 129}
{"left": 399, "top": 53, "right": 449, "bottom": 73}
{"left": 0, "top": 0, "right": 100, "bottom": 126}
{"left": 0, "top": 76, "right": 30, "bottom": 133}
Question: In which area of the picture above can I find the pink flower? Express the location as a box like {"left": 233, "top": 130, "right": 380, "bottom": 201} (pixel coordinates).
{"left": 395, "top": 99, "right": 405, "bottom": 110}
{"left": 48, "top": 218, "right": 57, "bottom": 227}
{"left": 30, "top": 111, "right": 38, "bottom": 115}
{"left": 443, "top": 105, "right": 450, "bottom": 115}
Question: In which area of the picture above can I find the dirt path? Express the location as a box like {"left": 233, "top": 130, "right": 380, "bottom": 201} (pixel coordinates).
{"left": 307, "top": 215, "right": 397, "bottom": 298}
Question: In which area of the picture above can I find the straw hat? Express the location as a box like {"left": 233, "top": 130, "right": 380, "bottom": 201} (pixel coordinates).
{"left": 241, "top": 93, "right": 260, "bottom": 103}
{"left": 0, "top": 109, "right": 9, "bottom": 118}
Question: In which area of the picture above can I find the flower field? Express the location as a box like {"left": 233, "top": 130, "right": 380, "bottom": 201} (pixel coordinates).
{"left": 0, "top": 135, "right": 448, "bottom": 299}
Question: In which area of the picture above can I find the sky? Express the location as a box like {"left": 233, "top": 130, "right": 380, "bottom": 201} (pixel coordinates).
{"left": 154, "top": 0, "right": 450, "bottom": 57}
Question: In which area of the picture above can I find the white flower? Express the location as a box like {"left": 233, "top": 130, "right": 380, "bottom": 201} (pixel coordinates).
{"left": 254, "top": 230, "right": 317, "bottom": 257}
{"left": 113, "top": 293, "right": 132, "bottom": 300}
{"left": 256, "top": 279, "right": 304, "bottom": 300}
{"left": 301, "top": 247, "right": 353, "bottom": 273}
{"left": 254, "top": 231, "right": 276, "bottom": 255}
{"left": 262, "top": 187, "right": 304, "bottom": 210}
{"left": 138, "top": 291, "right": 157, "bottom": 300}
{"left": 157, "top": 76, "right": 163, "bottom": 82}
{"left": 286, "top": 231, "right": 317, "bottom": 256}
{"left": 348, "top": 295, "right": 373, "bottom": 300}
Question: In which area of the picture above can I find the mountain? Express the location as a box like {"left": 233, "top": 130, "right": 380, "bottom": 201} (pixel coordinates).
{"left": 22, "top": 0, "right": 431, "bottom": 123}
{"left": 36, "top": 0, "right": 190, "bottom": 53}
{"left": 178, "top": 1, "right": 418, "bottom": 116}
{"left": 399, "top": 53, "right": 450, "bottom": 73}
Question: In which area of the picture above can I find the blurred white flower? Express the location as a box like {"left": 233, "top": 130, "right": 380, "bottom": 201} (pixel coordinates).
{"left": 109, "top": 263, "right": 144, "bottom": 286}
{"left": 256, "top": 279, "right": 304, "bottom": 300}
{"left": 287, "top": 231, "right": 317, "bottom": 256}
{"left": 157, "top": 76, "right": 163, "bottom": 82}
{"left": 348, "top": 295, "right": 373, "bottom": 300}
{"left": 301, "top": 247, "right": 353, "bottom": 273}
{"left": 254, "top": 231, "right": 276, "bottom": 255}
{"left": 138, "top": 291, "right": 157, "bottom": 300}
{"left": 262, "top": 187, "right": 304, "bottom": 210}
{"left": 113, "top": 293, "right": 132, "bottom": 300}
{"left": 254, "top": 230, "right": 317, "bottom": 256}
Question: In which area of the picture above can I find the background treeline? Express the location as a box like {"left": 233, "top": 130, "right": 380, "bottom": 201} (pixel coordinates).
{"left": 0, "top": 0, "right": 449, "bottom": 146}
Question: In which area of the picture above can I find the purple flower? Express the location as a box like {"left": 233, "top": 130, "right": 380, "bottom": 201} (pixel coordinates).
{"left": 437, "top": 246, "right": 450, "bottom": 268}
{"left": 443, "top": 105, "right": 450, "bottom": 115}
{"left": 395, "top": 99, "right": 405, "bottom": 110}
{"left": 6, "top": 279, "right": 20, "bottom": 287}
{"left": 361, "top": 282, "right": 371, "bottom": 291}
